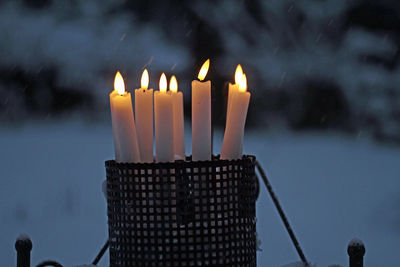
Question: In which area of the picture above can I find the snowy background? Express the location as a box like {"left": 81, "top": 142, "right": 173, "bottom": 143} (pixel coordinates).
{"left": 0, "top": 0, "right": 399, "bottom": 266}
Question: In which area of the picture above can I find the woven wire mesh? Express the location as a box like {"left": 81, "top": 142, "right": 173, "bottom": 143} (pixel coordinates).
{"left": 105, "top": 155, "right": 258, "bottom": 267}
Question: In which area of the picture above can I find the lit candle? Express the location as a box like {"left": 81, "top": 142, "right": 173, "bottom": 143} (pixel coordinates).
{"left": 170, "top": 75, "right": 185, "bottom": 160}
{"left": 154, "top": 73, "right": 174, "bottom": 162}
{"left": 227, "top": 64, "right": 243, "bottom": 123}
{"left": 221, "top": 74, "right": 251, "bottom": 160}
{"left": 192, "top": 59, "right": 211, "bottom": 161}
{"left": 110, "top": 71, "right": 141, "bottom": 163}
{"left": 135, "top": 69, "right": 154, "bottom": 163}
{"left": 109, "top": 90, "right": 120, "bottom": 161}
{"left": 226, "top": 64, "right": 244, "bottom": 153}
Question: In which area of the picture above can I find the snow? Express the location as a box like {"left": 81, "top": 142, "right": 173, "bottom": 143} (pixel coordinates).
{"left": 16, "top": 233, "right": 31, "bottom": 242}
{"left": 1, "top": 121, "right": 400, "bottom": 266}
{"left": 348, "top": 238, "right": 364, "bottom": 247}
{"left": 281, "top": 262, "right": 313, "bottom": 267}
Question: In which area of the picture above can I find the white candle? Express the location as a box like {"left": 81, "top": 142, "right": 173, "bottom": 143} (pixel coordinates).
{"left": 154, "top": 73, "right": 174, "bottom": 162}
{"left": 170, "top": 75, "right": 185, "bottom": 160}
{"left": 110, "top": 71, "right": 141, "bottom": 163}
{"left": 109, "top": 90, "right": 120, "bottom": 160}
{"left": 227, "top": 64, "right": 243, "bottom": 123}
{"left": 226, "top": 64, "right": 244, "bottom": 154}
{"left": 135, "top": 69, "right": 154, "bottom": 163}
{"left": 192, "top": 59, "right": 211, "bottom": 161}
{"left": 221, "top": 74, "right": 250, "bottom": 160}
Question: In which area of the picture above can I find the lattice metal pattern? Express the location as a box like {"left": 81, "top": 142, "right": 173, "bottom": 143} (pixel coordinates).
{"left": 105, "top": 155, "right": 258, "bottom": 267}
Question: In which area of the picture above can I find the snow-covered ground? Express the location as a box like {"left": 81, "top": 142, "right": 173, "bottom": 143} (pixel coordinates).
{"left": 0, "top": 121, "right": 399, "bottom": 266}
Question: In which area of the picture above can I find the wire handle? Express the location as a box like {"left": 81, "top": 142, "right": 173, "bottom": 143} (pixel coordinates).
{"left": 255, "top": 161, "right": 310, "bottom": 266}
{"left": 92, "top": 239, "right": 109, "bottom": 265}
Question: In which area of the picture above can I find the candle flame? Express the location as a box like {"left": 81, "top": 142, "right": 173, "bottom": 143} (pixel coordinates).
{"left": 114, "top": 71, "right": 125, "bottom": 95}
{"left": 235, "top": 64, "right": 243, "bottom": 85}
{"left": 238, "top": 74, "right": 247, "bottom": 92}
{"left": 159, "top": 73, "right": 167, "bottom": 93}
{"left": 170, "top": 75, "right": 178, "bottom": 93}
{"left": 198, "top": 59, "right": 210, "bottom": 81}
{"left": 141, "top": 69, "right": 149, "bottom": 89}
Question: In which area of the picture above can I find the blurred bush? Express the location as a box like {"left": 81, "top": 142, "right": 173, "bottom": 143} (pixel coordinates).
{"left": 0, "top": 0, "right": 399, "bottom": 142}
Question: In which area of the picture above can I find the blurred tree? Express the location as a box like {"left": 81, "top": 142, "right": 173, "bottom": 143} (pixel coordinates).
{"left": 285, "top": 79, "right": 351, "bottom": 131}
{"left": 346, "top": 0, "right": 400, "bottom": 69}
{"left": 23, "top": 0, "right": 52, "bottom": 9}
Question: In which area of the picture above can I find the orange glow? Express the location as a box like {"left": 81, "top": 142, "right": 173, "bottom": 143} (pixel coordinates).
{"left": 159, "top": 73, "right": 167, "bottom": 93}
{"left": 114, "top": 71, "right": 125, "bottom": 95}
{"left": 197, "top": 59, "right": 210, "bottom": 81}
{"left": 170, "top": 75, "right": 178, "bottom": 93}
{"left": 141, "top": 69, "right": 149, "bottom": 89}
{"left": 235, "top": 64, "right": 243, "bottom": 85}
{"left": 238, "top": 74, "right": 247, "bottom": 92}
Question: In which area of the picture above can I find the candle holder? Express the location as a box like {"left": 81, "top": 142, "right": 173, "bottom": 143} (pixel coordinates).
{"left": 105, "top": 155, "right": 258, "bottom": 267}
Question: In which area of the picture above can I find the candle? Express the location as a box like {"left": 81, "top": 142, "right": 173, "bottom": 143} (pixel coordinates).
{"left": 135, "top": 69, "right": 154, "bottom": 163}
{"left": 192, "top": 59, "right": 211, "bottom": 161}
{"left": 227, "top": 64, "right": 243, "bottom": 123}
{"left": 109, "top": 90, "right": 120, "bottom": 160}
{"left": 170, "top": 75, "right": 185, "bottom": 160}
{"left": 110, "top": 71, "right": 141, "bottom": 163}
{"left": 221, "top": 74, "right": 250, "bottom": 160}
{"left": 154, "top": 73, "right": 174, "bottom": 162}
{"left": 226, "top": 64, "right": 244, "bottom": 153}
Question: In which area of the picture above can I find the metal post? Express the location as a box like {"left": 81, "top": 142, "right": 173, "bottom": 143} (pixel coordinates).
{"left": 15, "top": 234, "right": 32, "bottom": 267}
{"left": 347, "top": 238, "right": 365, "bottom": 267}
